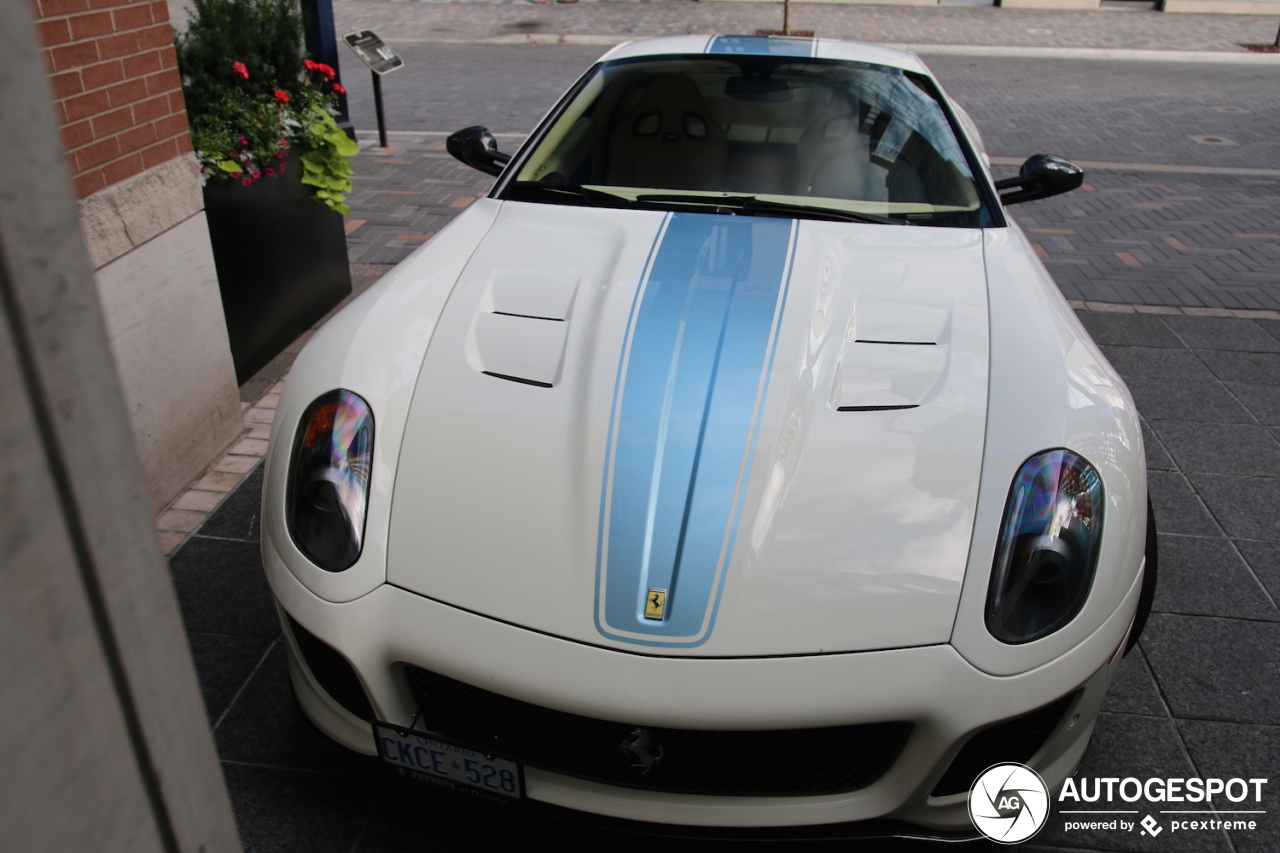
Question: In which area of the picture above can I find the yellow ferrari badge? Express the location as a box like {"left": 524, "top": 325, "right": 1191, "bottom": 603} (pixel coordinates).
{"left": 644, "top": 588, "right": 667, "bottom": 621}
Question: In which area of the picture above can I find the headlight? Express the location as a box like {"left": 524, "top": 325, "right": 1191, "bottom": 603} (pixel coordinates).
{"left": 286, "top": 390, "right": 374, "bottom": 571}
{"left": 986, "top": 449, "right": 1103, "bottom": 644}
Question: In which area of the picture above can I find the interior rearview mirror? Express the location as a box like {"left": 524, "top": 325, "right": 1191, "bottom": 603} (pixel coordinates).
{"left": 995, "top": 154, "right": 1084, "bottom": 205}
{"left": 447, "top": 126, "right": 512, "bottom": 177}
{"left": 725, "top": 75, "right": 793, "bottom": 102}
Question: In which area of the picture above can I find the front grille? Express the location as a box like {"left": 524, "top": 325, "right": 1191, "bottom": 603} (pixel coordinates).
{"left": 286, "top": 613, "right": 375, "bottom": 722}
{"left": 930, "top": 691, "right": 1078, "bottom": 797}
{"left": 402, "top": 664, "right": 911, "bottom": 796}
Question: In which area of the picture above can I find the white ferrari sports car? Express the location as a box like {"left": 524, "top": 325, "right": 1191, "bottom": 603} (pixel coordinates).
{"left": 261, "top": 35, "right": 1156, "bottom": 839}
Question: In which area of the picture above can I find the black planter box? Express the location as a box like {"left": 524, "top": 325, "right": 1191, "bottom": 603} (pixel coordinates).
{"left": 203, "top": 160, "right": 352, "bottom": 384}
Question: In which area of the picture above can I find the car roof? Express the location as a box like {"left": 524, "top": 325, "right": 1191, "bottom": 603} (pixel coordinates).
{"left": 598, "top": 35, "right": 931, "bottom": 75}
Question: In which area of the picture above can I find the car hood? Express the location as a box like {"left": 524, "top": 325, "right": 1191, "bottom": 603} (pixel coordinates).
{"left": 387, "top": 201, "right": 989, "bottom": 656}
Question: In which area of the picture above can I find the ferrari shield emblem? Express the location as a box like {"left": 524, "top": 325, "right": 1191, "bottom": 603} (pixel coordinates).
{"left": 644, "top": 588, "right": 667, "bottom": 620}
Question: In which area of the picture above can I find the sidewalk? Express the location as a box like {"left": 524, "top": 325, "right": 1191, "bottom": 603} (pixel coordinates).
{"left": 329, "top": 0, "right": 1279, "bottom": 52}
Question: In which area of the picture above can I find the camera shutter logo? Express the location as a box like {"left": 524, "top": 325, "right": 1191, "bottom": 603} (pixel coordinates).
{"left": 968, "top": 763, "right": 1050, "bottom": 844}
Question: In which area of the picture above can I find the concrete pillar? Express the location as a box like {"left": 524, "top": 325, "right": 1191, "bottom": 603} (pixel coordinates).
{"left": 0, "top": 2, "right": 242, "bottom": 851}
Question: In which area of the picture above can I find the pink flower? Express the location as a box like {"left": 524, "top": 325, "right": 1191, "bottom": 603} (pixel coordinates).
{"left": 251, "top": 170, "right": 261, "bottom": 179}
{"left": 265, "top": 168, "right": 275, "bottom": 177}
{"left": 274, "top": 89, "right": 290, "bottom": 103}
{"left": 231, "top": 61, "right": 249, "bottom": 79}
{"left": 332, "top": 83, "right": 346, "bottom": 95}
{"left": 242, "top": 177, "right": 252, "bottom": 187}
{"left": 275, "top": 150, "right": 284, "bottom": 158}
{"left": 230, "top": 171, "right": 241, "bottom": 179}
{"left": 238, "top": 136, "right": 248, "bottom": 145}
{"left": 279, "top": 163, "right": 286, "bottom": 174}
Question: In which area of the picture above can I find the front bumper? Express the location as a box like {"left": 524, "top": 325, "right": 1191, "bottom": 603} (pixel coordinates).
{"left": 265, "top": 533, "right": 1141, "bottom": 831}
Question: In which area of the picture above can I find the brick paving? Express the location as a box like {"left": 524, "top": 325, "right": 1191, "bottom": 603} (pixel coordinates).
{"left": 345, "top": 140, "right": 499, "bottom": 264}
{"left": 341, "top": 50, "right": 1280, "bottom": 310}
{"left": 344, "top": 139, "right": 1280, "bottom": 309}
{"left": 1006, "top": 171, "right": 1280, "bottom": 309}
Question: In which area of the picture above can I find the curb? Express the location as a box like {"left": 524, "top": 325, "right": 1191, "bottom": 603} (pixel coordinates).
{"left": 1070, "top": 301, "right": 1280, "bottom": 318}
{"left": 387, "top": 34, "right": 1280, "bottom": 64}
{"left": 893, "top": 42, "right": 1280, "bottom": 63}
{"left": 154, "top": 382, "right": 279, "bottom": 555}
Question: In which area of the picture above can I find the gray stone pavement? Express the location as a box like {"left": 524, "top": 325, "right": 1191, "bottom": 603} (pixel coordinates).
{"left": 169, "top": 318, "right": 1280, "bottom": 853}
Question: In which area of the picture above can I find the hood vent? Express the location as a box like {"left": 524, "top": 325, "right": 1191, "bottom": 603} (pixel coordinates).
{"left": 833, "top": 294, "right": 950, "bottom": 411}
{"left": 834, "top": 339, "right": 948, "bottom": 410}
{"left": 470, "top": 269, "right": 579, "bottom": 387}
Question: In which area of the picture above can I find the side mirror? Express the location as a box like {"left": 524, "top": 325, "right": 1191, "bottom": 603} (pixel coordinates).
{"left": 995, "top": 154, "right": 1083, "bottom": 205}
{"left": 446, "top": 126, "right": 511, "bottom": 177}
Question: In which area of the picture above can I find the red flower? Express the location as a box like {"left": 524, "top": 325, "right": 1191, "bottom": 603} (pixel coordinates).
{"left": 303, "top": 59, "right": 318, "bottom": 72}
{"left": 265, "top": 168, "right": 275, "bottom": 177}
{"left": 332, "top": 83, "right": 346, "bottom": 95}
{"left": 316, "top": 63, "right": 336, "bottom": 80}
{"left": 274, "top": 89, "right": 290, "bottom": 103}
{"left": 231, "top": 61, "right": 249, "bottom": 79}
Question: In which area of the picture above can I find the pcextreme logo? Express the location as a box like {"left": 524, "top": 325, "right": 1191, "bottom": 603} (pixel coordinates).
{"left": 969, "top": 763, "right": 1051, "bottom": 844}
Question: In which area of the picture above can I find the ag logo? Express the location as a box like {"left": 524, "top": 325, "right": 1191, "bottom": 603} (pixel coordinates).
{"left": 968, "top": 763, "right": 1050, "bottom": 844}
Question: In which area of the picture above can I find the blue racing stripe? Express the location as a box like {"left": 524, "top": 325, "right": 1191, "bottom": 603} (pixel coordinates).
{"left": 707, "top": 35, "right": 814, "bottom": 57}
{"left": 596, "top": 213, "right": 794, "bottom": 647}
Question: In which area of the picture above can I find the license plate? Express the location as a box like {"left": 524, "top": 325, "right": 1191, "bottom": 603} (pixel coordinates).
{"left": 374, "top": 723, "right": 523, "bottom": 799}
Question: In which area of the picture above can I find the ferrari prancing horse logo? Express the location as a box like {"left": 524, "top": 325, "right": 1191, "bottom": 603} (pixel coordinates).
{"left": 644, "top": 588, "right": 667, "bottom": 620}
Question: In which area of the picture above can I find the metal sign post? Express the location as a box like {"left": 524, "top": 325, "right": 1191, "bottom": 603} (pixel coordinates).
{"left": 342, "top": 30, "right": 405, "bottom": 148}
{"left": 371, "top": 73, "right": 387, "bottom": 149}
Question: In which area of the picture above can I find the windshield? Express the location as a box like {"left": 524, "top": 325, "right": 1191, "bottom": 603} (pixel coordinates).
{"left": 500, "top": 54, "right": 993, "bottom": 227}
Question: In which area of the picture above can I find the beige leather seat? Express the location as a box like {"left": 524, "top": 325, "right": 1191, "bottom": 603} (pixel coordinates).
{"left": 796, "top": 91, "right": 887, "bottom": 202}
{"left": 607, "top": 74, "right": 727, "bottom": 191}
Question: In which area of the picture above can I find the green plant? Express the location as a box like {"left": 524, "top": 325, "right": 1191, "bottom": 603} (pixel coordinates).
{"left": 175, "top": 0, "right": 357, "bottom": 213}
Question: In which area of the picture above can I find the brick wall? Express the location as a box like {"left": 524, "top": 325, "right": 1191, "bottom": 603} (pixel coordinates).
{"left": 34, "top": 0, "right": 191, "bottom": 199}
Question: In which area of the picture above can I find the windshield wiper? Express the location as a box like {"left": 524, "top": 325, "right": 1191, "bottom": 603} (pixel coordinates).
{"left": 507, "top": 180, "right": 635, "bottom": 207}
{"left": 635, "top": 194, "right": 906, "bottom": 225}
